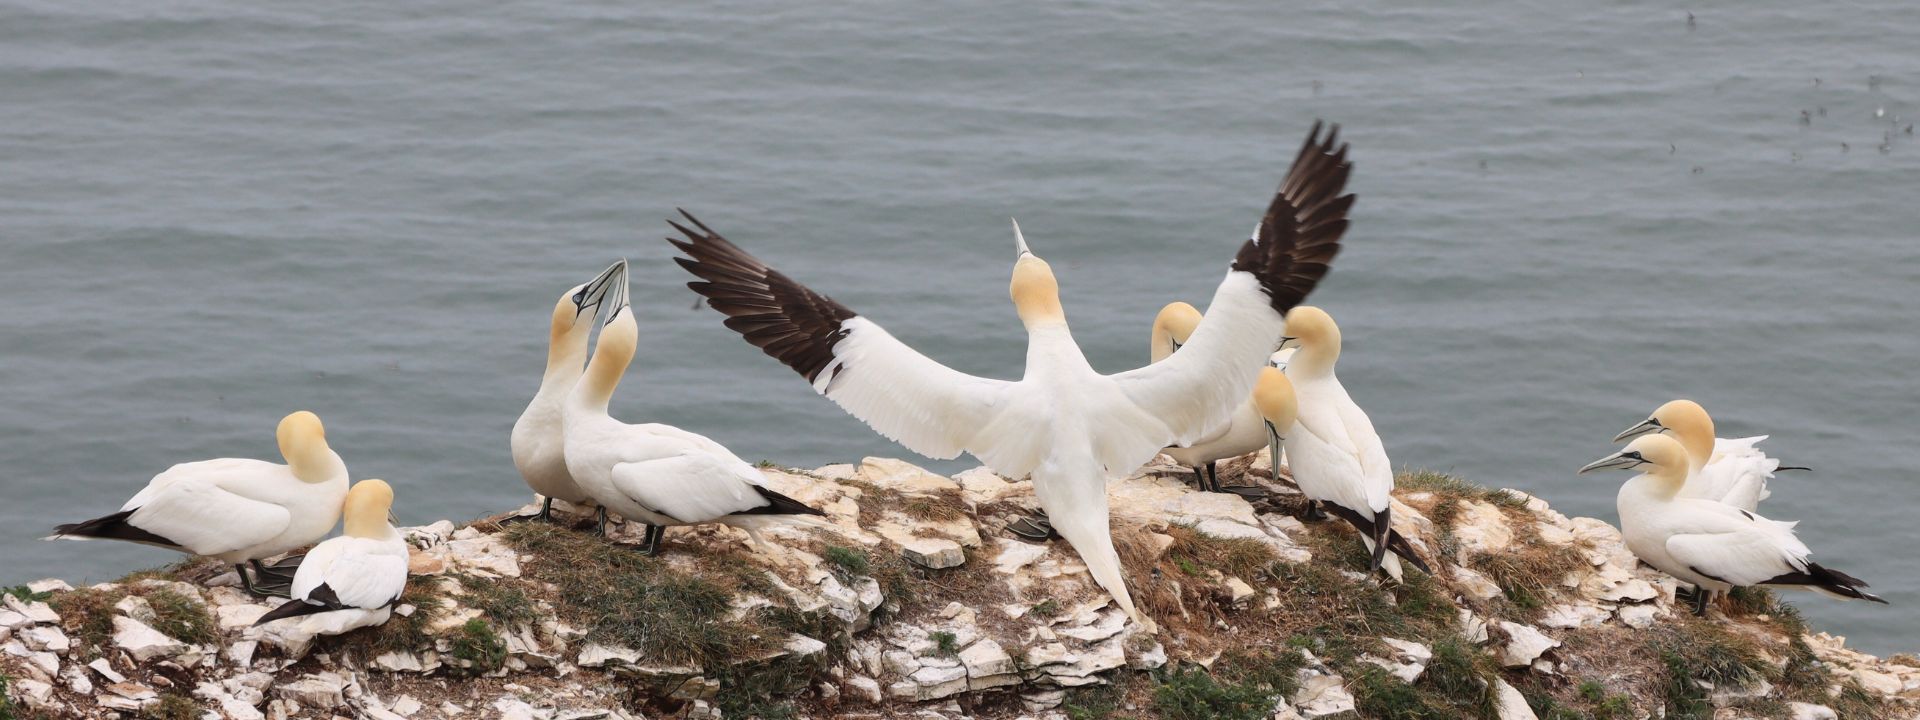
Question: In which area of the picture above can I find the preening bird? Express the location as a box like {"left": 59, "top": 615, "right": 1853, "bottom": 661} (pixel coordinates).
{"left": 1273, "top": 306, "right": 1398, "bottom": 574}
{"left": 254, "top": 479, "right": 409, "bottom": 634}
{"left": 670, "top": 123, "right": 1353, "bottom": 622}
{"left": 50, "top": 411, "right": 350, "bottom": 597}
{"left": 561, "top": 269, "right": 830, "bottom": 555}
{"left": 1579, "top": 434, "right": 1884, "bottom": 615}
{"left": 1149, "top": 301, "right": 1272, "bottom": 497}
{"left": 1255, "top": 366, "right": 1429, "bottom": 579}
{"left": 1613, "top": 399, "right": 1797, "bottom": 513}
{"left": 511, "top": 260, "right": 627, "bottom": 524}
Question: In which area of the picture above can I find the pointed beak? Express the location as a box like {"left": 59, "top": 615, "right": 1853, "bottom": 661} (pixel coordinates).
{"left": 1578, "top": 450, "right": 1645, "bottom": 475}
{"left": 1276, "top": 336, "right": 1300, "bottom": 352}
{"left": 1613, "top": 418, "right": 1663, "bottom": 443}
{"left": 1266, "top": 422, "right": 1284, "bottom": 475}
{"left": 1012, "top": 218, "right": 1032, "bottom": 258}
{"left": 602, "top": 259, "right": 631, "bottom": 326}
{"left": 1269, "top": 347, "right": 1295, "bottom": 370}
{"left": 574, "top": 260, "right": 628, "bottom": 318}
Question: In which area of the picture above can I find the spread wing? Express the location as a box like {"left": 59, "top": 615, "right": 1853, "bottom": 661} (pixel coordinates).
{"left": 670, "top": 213, "right": 1019, "bottom": 465}
{"left": 1109, "top": 122, "right": 1353, "bottom": 445}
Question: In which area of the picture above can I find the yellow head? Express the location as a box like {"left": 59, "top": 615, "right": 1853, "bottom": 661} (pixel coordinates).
{"left": 1278, "top": 306, "right": 1341, "bottom": 374}
{"left": 549, "top": 261, "right": 627, "bottom": 364}
{"left": 342, "top": 479, "right": 396, "bottom": 539}
{"left": 1251, "top": 367, "right": 1297, "bottom": 430}
{"left": 577, "top": 302, "right": 639, "bottom": 411}
{"left": 1150, "top": 302, "right": 1203, "bottom": 363}
{"left": 1578, "top": 434, "right": 1690, "bottom": 496}
{"left": 1614, "top": 400, "right": 1714, "bottom": 471}
{"left": 275, "top": 411, "right": 335, "bottom": 482}
{"left": 1008, "top": 220, "right": 1065, "bottom": 329}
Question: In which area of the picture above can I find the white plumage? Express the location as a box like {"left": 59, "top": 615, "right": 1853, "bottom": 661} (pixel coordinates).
{"left": 1148, "top": 301, "right": 1275, "bottom": 495}
{"left": 1614, "top": 400, "right": 1788, "bottom": 513}
{"left": 562, "top": 274, "right": 829, "bottom": 554}
{"left": 1275, "top": 306, "right": 1398, "bottom": 575}
{"left": 671, "top": 123, "right": 1354, "bottom": 622}
{"left": 51, "top": 411, "right": 350, "bottom": 595}
{"left": 256, "top": 479, "right": 409, "bottom": 635}
{"left": 511, "top": 261, "right": 626, "bottom": 520}
{"left": 1580, "top": 434, "right": 1882, "bottom": 614}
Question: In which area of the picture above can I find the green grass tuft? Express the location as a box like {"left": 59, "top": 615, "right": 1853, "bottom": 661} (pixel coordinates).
{"left": 142, "top": 693, "right": 200, "bottom": 720}
{"left": 1657, "top": 621, "right": 1770, "bottom": 719}
{"left": 457, "top": 574, "right": 540, "bottom": 627}
{"left": 1031, "top": 598, "right": 1063, "bottom": 618}
{"left": 446, "top": 618, "right": 507, "bottom": 676}
{"left": 2, "top": 587, "right": 49, "bottom": 604}
{"left": 1151, "top": 664, "right": 1278, "bottom": 720}
{"left": 142, "top": 589, "right": 216, "bottom": 645}
{"left": 931, "top": 630, "right": 959, "bottom": 657}
{"left": 821, "top": 545, "right": 871, "bottom": 578}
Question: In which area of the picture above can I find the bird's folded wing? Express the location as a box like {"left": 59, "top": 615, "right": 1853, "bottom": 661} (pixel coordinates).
{"left": 1665, "top": 524, "right": 1809, "bottom": 587}
{"left": 126, "top": 479, "right": 292, "bottom": 557}
{"left": 671, "top": 213, "right": 1015, "bottom": 462}
{"left": 610, "top": 454, "right": 771, "bottom": 524}
{"left": 1108, "top": 122, "right": 1352, "bottom": 446}
{"left": 1332, "top": 396, "right": 1396, "bottom": 509}
{"left": 319, "top": 547, "right": 410, "bottom": 609}
{"left": 1284, "top": 423, "right": 1378, "bottom": 516}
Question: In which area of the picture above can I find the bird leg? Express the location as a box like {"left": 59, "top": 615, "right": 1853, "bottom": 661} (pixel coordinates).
{"left": 594, "top": 507, "right": 609, "bottom": 536}
{"left": 1691, "top": 587, "right": 1710, "bottom": 616}
{"left": 639, "top": 525, "right": 665, "bottom": 556}
{"left": 1210, "top": 461, "right": 1269, "bottom": 499}
{"left": 1302, "top": 499, "right": 1329, "bottom": 521}
{"left": 242, "top": 560, "right": 293, "bottom": 599}
{"left": 1006, "top": 511, "right": 1058, "bottom": 541}
{"left": 1190, "top": 465, "right": 1211, "bottom": 492}
{"left": 498, "top": 496, "right": 554, "bottom": 525}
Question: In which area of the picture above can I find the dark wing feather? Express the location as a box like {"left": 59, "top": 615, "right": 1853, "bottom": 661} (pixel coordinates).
{"left": 670, "top": 211, "right": 857, "bottom": 384}
{"left": 1232, "top": 121, "right": 1354, "bottom": 313}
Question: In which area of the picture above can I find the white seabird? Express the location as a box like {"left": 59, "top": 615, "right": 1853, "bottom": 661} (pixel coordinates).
{"left": 1255, "top": 367, "right": 1428, "bottom": 579}
{"left": 1273, "top": 305, "right": 1398, "bottom": 574}
{"left": 1149, "top": 301, "right": 1271, "bottom": 497}
{"left": 254, "top": 479, "right": 409, "bottom": 634}
{"left": 511, "top": 260, "right": 627, "bottom": 524}
{"left": 50, "top": 411, "right": 350, "bottom": 597}
{"left": 670, "top": 123, "right": 1354, "bottom": 622}
{"left": 561, "top": 269, "right": 831, "bottom": 555}
{"left": 1612, "top": 399, "right": 1799, "bottom": 513}
{"left": 1579, "top": 434, "right": 1884, "bottom": 615}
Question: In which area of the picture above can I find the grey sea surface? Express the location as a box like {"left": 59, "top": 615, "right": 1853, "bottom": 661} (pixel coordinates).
{"left": 1, "top": 2, "right": 1914, "bottom": 652}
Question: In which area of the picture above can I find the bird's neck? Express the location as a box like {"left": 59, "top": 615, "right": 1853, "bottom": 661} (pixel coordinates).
{"left": 1149, "top": 329, "right": 1176, "bottom": 364}
{"left": 285, "top": 447, "right": 344, "bottom": 484}
{"left": 572, "top": 312, "right": 637, "bottom": 416}
{"left": 1290, "top": 342, "right": 1339, "bottom": 377}
{"left": 1672, "top": 426, "right": 1713, "bottom": 474}
{"left": 1627, "top": 467, "right": 1688, "bottom": 501}
{"left": 540, "top": 325, "right": 592, "bottom": 390}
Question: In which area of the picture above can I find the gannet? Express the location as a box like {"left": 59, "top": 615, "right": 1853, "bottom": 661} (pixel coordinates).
{"left": 254, "top": 479, "right": 408, "bottom": 634}
{"left": 50, "top": 411, "right": 350, "bottom": 597}
{"left": 671, "top": 123, "right": 1353, "bottom": 622}
{"left": 562, "top": 270, "right": 830, "bottom": 555}
{"left": 510, "top": 260, "right": 626, "bottom": 525}
{"left": 1612, "top": 399, "right": 1801, "bottom": 513}
{"left": 1255, "top": 358, "right": 1427, "bottom": 579}
{"left": 1579, "top": 434, "right": 1885, "bottom": 615}
{"left": 1148, "top": 301, "right": 1269, "bottom": 497}
{"left": 1274, "top": 306, "right": 1396, "bottom": 573}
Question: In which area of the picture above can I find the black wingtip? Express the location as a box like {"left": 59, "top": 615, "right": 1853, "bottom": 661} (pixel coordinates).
{"left": 744, "top": 485, "right": 829, "bottom": 517}
{"left": 51, "top": 510, "right": 185, "bottom": 550}
{"left": 252, "top": 598, "right": 328, "bottom": 626}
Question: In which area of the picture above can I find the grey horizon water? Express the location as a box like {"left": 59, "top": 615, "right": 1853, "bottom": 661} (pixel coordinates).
{"left": 2, "top": 1, "right": 1915, "bottom": 651}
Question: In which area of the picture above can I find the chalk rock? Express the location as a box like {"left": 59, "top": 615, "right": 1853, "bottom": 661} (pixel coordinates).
{"left": 896, "top": 535, "right": 966, "bottom": 570}
{"left": 8, "top": 678, "right": 54, "bottom": 708}
{"left": 1452, "top": 501, "right": 1514, "bottom": 553}
{"left": 1451, "top": 565, "right": 1504, "bottom": 602}
{"left": 847, "top": 675, "right": 884, "bottom": 704}
{"left": 859, "top": 457, "right": 962, "bottom": 495}
{"left": 1616, "top": 604, "right": 1660, "bottom": 630}
{"left": 273, "top": 672, "right": 347, "bottom": 710}
{"left": 1361, "top": 638, "right": 1433, "bottom": 683}
{"left": 1292, "top": 671, "right": 1356, "bottom": 718}
{"left": 1788, "top": 702, "right": 1839, "bottom": 720}
{"left": 18, "top": 626, "right": 69, "bottom": 653}
{"left": 1496, "top": 621, "right": 1559, "bottom": 667}
{"left": 577, "top": 644, "right": 643, "bottom": 668}
{"left": 112, "top": 616, "right": 185, "bottom": 661}
{"left": 1492, "top": 678, "right": 1540, "bottom": 720}
{"left": 1538, "top": 601, "right": 1612, "bottom": 629}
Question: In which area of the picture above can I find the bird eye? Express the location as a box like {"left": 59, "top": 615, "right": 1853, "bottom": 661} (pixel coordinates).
{"left": 573, "top": 291, "right": 586, "bottom": 303}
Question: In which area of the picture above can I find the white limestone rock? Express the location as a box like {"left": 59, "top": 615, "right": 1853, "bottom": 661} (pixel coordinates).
{"left": 1492, "top": 678, "right": 1540, "bottom": 720}
{"left": 112, "top": 616, "right": 185, "bottom": 661}
{"left": 1495, "top": 621, "right": 1560, "bottom": 667}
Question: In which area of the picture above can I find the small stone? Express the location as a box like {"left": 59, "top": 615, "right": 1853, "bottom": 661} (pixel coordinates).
{"left": 273, "top": 673, "right": 347, "bottom": 710}
{"left": 1452, "top": 501, "right": 1514, "bottom": 553}
{"left": 19, "top": 602, "right": 59, "bottom": 625}
{"left": 1496, "top": 621, "right": 1560, "bottom": 667}
{"left": 1224, "top": 577, "right": 1257, "bottom": 606}
{"left": 112, "top": 616, "right": 186, "bottom": 660}
{"left": 1616, "top": 604, "right": 1659, "bottom": 630}
{"left": 578, "top": 643, "right": 642, "bottom": 668}
{"left": 88, "top": 658, "right": 127, "bottom": 683}
{"left": 392, "top": 696, "right": 425, "bottom": 716}
{"left": 898, "top": 536, "right": 966, "bottom": 569}
{"left": 959, "top": 639, "right": 1015, "bottom": 679}
{"left": 1599, "top": 579, "right": 1658, "bottom": 603}
{"left": 218, "top": 603, "right": 270, "bottom": 629}
{"left": 9, "top": 679, "right": 54, "bottom": 707}
{"left": 1450, "top": 565, "right": 1504, "bottom": 603}
{"left": 1491, "top": 678, "right": 1539, "bottom": 720}
{"left": 1292, "top": 671, "right": 1357, "bottom": 717}
{"left": 908, "top": 664, "right": 969, "bottom": 700}
{"left": 848, "top": 675, "right": 884, "bottom": 704}
{"left": 992, "top": 539, "right": 1049, "bottom": 575}
{"left": 18, "top": 626, "right": 69, "bottom": 653}
{"left": 1788, "top": 702, "right": 1839, "bottom": 720}
{"left": 25, "top": 579, "right": 72, "bottom": 595}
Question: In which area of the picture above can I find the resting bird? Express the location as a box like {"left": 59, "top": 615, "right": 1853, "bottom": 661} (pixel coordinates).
{"left": 50, "top": 411, "right": 350, "bottom": 597}
{"left": 562, "top": 269, "right": 830, "bottom": 555}
{"left": 1149, "top": 301, "right": 1270, "bottom": 497}
{"left": 1256, "top": 367, "right": 1428, "bottom": 579}
{"left": 1613, "top": 399, "right": 1800, "bottom": 513}
{"left": 1579, "top": 434, "right": 1884, "bottom": 615}
{"left": 511, "top": 260, "right": 626, "bottom": 525}
{"left": 1273, "top": 306, "right": 1397, "bottom": 573}
{"left": 254, "top": 479, "right": 408, "bottom": 634}
{"left": 671, "top": 123, "right": 1352, "bottom": 622}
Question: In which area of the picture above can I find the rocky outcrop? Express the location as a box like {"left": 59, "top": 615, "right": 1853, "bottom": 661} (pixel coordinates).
{"left": 3, "top": 454, "right": 1915, "bottom": 719}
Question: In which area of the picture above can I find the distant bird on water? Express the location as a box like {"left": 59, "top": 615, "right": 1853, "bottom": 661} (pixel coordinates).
{"left": 671, "top": 122, "right": 1354, "bottom": 623}
{"left": 254, "top": 479, "right": 408, "bottom": 634}
{"left": 1579, "top": 434, "right": 1884, "bottom": 615}
{"left": 49, "top": 411, "right": 350, "bottom": 597}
